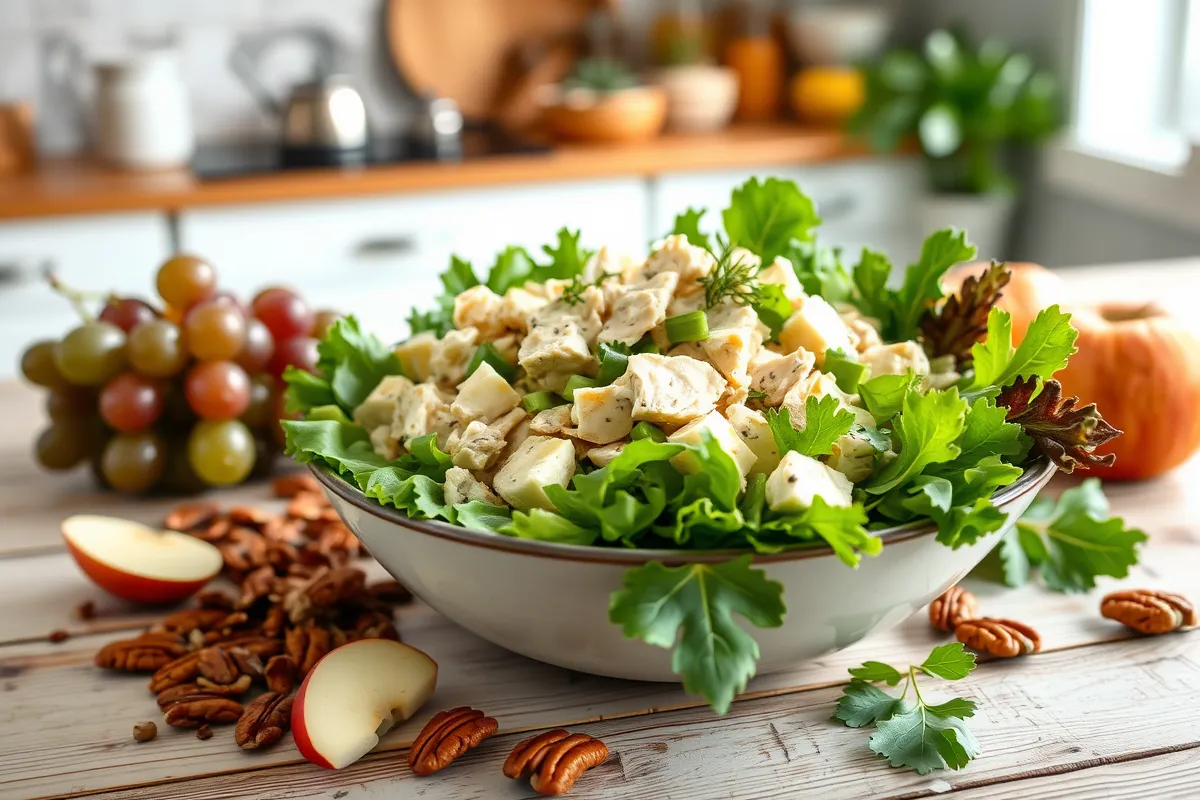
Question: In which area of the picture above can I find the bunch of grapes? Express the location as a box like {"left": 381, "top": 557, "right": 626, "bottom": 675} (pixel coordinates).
{"left": 18, "top": 254, "right": 336, "bottom": 494}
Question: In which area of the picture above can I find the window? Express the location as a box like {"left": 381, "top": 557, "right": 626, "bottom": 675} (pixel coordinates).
{"left": 1047, "top": 0, "right": 1200, "bottom": 228}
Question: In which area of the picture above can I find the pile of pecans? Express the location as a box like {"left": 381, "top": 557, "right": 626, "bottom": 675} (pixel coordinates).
{"left": 94, "top": 474, "right": 412, "bottom": 747}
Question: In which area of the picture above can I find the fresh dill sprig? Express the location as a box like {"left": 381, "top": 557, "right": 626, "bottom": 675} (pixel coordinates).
{"left": 561, "top": 271, "right": 616, "bottom": 305}
{"left": 698, "top": 238, "right": 764, "bottom": 310}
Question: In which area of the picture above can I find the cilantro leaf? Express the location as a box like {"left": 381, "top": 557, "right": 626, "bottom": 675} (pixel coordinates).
{"left": 891, "top": 228, "right": 977, "bottom": 342}
{"left": 722, "top": 177, "right": 821, "bottom": 263}
{"left": 671, "top": 207, "right": 711, "bottom": 249}
{"left": 609, "top": 555, "right": 786, "bottom": 714}
{"left": 536, "top": 227, "right": 592, "bottom": 281}
{"left": 920, "top": 643, "right": 976, "bottom": 680}
{"left": 835, "top": 681, "right": 902, "bottom": 727}
{"left": 866, "top": 387, "right": 968, "bottom": 494}
{"left": 859, "top": 371, "right": 921, "bottom": 423}
{"left": 849, "top": 661, "right": 904, "bottom": 686}
{"left": 441, "top": 255, "right": 480, "bottom": 296}
{"left": 839, "top": 642, "right": 981, "bottom": 775}
{"left": 970, "top": 305, "right": 1078, "bottom": 389}
{"left": 757, "top": 498, "right": 880, "bottom": 567}
{"left": 766, "top": 396, "right": 856, "bottom": 458}
{"left": 936, "top": 397, "right": 1029, "bottom": 471}
{"left": 1014, "top": 478, "right": 1147, "bottom": 592}
{"left": 484, "top": 246, "right": 535, "bottom": 294}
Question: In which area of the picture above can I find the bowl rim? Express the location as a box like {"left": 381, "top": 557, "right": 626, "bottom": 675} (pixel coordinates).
{"left": 310, "top": 456, "right": 1056, "bottom": 566}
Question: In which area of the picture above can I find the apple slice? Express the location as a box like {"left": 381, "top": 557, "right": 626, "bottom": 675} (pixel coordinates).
{"left": 62, "top": 515, "right": 223, "bottom": 604}
{"left": 292, "top": 639, "right": 439, "bottom": 769}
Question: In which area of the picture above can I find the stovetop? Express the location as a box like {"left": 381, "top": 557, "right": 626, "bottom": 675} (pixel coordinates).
{"left": 191, "top": 128, "right": 552, "bottom": 181}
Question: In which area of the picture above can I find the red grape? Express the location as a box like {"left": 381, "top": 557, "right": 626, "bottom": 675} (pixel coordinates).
{"left": 185, "top": 361, "right": 251, "bottom": 421}
{"left": 99, "top": 373, "right": 165, "bottom": 433}
{"left": 236, "top": 318, "right": 275, "bottom": 373}
{"left": 268, "top": 336, "right": 319, "bottom": 379}
{"left": 184, "top": 299, "right": 247, "bottom": 361}
{"left": 252, "top": 287, "right": 313, "bottom": 342}
{"left": 99, "top": 298, "right": 157, "bottom": 333}
{"left": 157, "top": 254, "right": 216, "bottom": 308}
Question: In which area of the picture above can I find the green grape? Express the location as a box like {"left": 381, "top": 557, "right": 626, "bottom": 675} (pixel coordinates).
{"left": 35, "top": 423, "right": 93, "bottom": 470}
{"left": 54, "top": 322, "right": 127, "bottom": 386}
{"left": 187, "top": 419, "right": 255, "bottom": 486}
{"left": 45, "top": 387, "right": 95, "bottom": 422}
{"left": 240, "top": 374, "right": 277, "bottom": 429}
{"left": 20, "top": 340, "right": 67, "bottom": 388}
{"left": 127, "top": 320, "right": 189, "bottom": 377}
{"left": 101, "top": 432, "right": 166, "bottom": 493}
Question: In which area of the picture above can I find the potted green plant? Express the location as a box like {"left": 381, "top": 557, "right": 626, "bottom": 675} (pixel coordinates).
{"left": 850, "top": 28, "right": 1061, "bottom": 260}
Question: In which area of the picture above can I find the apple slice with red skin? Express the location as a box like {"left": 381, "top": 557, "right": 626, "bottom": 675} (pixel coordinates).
{"left": 292, "top": 638, "right": 439, "bottom": 769}
{"left": 62, "top": 515, "right": 222, "bottom": 604}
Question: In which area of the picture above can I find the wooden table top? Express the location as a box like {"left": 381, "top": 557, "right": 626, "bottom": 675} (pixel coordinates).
{"left": 1, "top": 258, "right": 1198, "bottom": 799}
{"left": 0, "top": 124, "right": 866, "bottom": 222}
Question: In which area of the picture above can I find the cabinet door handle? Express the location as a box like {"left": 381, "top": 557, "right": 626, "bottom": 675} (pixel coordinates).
{"left": 0, "top": 260, "right": 50, "bottom": 289}
{"left": 354, "top": 236, "right": 418, "bottom": 258}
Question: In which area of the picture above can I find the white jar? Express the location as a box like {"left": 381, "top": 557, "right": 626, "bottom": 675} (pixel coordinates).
{"left": 95, "top": 51, "right": 194, "bottom": 170}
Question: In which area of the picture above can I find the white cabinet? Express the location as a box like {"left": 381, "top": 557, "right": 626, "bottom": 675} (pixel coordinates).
{"left": 179, "top": 179, "right": 649, "bottom": 343}
{"left": 0, "top": 213, "right": 172, "bottom": 378}
{"left": 650, "top": 158, "right": 924, "bottom": 268}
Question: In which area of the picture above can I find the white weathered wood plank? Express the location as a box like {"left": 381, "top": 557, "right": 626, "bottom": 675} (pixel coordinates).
{"left": 953, "top": 747, "right": 1200, "bottom": 800}
{"left": 2, "top": 545, "right": 1197, "bottom": 800}
{"left": 70, "top": 633, "right": 1200, "bottom": 800}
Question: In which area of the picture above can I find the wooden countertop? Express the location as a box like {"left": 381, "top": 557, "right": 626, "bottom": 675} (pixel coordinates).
{"left": 1, "top": 260, "right": 1197, "bottom": 798}
{"left": 0, "top": 125, "right": 867, "bottom": 221}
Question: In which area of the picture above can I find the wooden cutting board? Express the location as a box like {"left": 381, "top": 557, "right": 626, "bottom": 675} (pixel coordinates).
{"left": 386, "top": 0, "right": 602, "bottom": 122}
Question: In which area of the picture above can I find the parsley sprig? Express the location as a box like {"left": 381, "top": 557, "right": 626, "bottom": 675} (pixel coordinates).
{"left": 836, "top": 643, "right": 981, "bottom": 774}
{"left": 562, "top": 271, "right": 616, "bottom": 306}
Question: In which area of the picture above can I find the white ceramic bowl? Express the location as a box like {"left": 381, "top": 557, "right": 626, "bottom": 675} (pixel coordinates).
{"left": 785, "top": 6, "right": 892, "bottom": 65}
{"left": 655, "top": 65, "right": 739, "bottom": 133}
{"left": 313, "top": 458, "right": 1055, "bottom": 683}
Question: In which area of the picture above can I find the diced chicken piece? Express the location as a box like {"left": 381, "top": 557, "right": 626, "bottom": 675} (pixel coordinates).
{"left": 518, "top": 320, "right": 597, "bottom": 393}
{"left": 700, "top": 325, "right": 762, "bottom": 390}
{"left": 583, "top": 245, "right": 625, "bottom": 284}
{"left": 862, "top": 341, "right": 931, "bottom": 378}
{"left": 571, "top": 383, "right": 635, "bottom": 444}
{"left": 758, "top": 256, "right": 806, "bottom": 306}
{"left": 453, "top": 285, "right": 508, "bottom": 339}
{"left": 616, "top": 353, "right": 728, "bottom": 427}
{"left": 489, "top": 407, "right": 528, "bottom": 437}
{"left": 492, "top": 334, "right": 520, "bottom": 365}
{"left": 828, "top": 433, "right": 878, "bottom": 484}
{"left": 765, "top": 451, "right": 855, "bottom": 511}
{"left": 493, "top": 435, "right": 577, "bottom": 511}
{"left": 586, "top": 441, "right": 627, "bottom": 468}
{"left": 727, "top": 246, "right": 762, "bottom": 270}
{"left": 450, "top": 420, "right": 508, "bottom": 471}
{"left": 778, "top": 295, "right": 854, "bottom": 367}
{"left": 924, "top": 354, "right": 962, "bottom": 391}
{"left": 846, "top": 318, "right": 883, "bottom": 355}
{"left": 394, "top": 333, "right": 437, "bottom": 382}
{"left": 368, "top": 424, "right": 400, "bottom": 461}
{"left": 718, "top": 383, "right": 750, "bottom": 414}
{"left": 599, "top": 272, "right": 678, "bottom": 346}
{"left": 707, "top": 299, "right": 760, "bottom": 333}
{"left": 443, "top": 467, "right": 503, "bottom": 507}
{"left": 529, "top": 404, "right": 576, "bottom": 436}
{"left": 725, "top": 403, "right": 781, "bottom": 476}
{"left": 749, "top": 348, "right": 815, "bottom": 406}
{"left": 780, "top": 370, "right": 842, "bottom": 427}
{"left": 668, "top": 410, "right": 757, "bottom": 480}
{"left": 429, "top": 327, "right": 478, "bottom": 389}
{"left": 500, "top": 287, "right": 549, "bottom": 333}
{"left": 451, "top": 362, "right": 521, "bottom": 424}
{"left": 530, "top": 285, "right": 606, "bottom": 345}
{"left": 644, "top": 234, "right": 716, "bottom": 296}
{"left": 666, "top": 290, "right": 707, "bottom": 318}
{"left": 353, "top": 375, "right": 414, "bottom": 432}
{"left": 392, "top": 382, "right": 457, "bottom": 448}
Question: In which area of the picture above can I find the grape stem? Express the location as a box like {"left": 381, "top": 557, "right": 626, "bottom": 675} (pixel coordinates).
{"left": 46, "top": 272, "right": 103, "bottom": 323}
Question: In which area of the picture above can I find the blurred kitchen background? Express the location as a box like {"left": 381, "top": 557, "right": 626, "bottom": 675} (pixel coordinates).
{"left": 0, "top": 0, "right": 1197, "bottom": 374}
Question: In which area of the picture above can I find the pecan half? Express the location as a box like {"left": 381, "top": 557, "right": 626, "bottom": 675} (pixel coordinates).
{"left": 238, "top": 565, "right": 276, "bottom": 608}
{"left": 95, "top": 633, "right": 188, "bottom": 672}
{"left": 156, "top": 677, "right": 252, "bottom": 709}
{"left": 528, "top": 733, "right": 609, "bottom": 796}
{"left": 409, "top": 707, "right": 499, "bottom": 776}
{"left": 228, "top": 647, "right": 264, "bottom": 679}
{"left": 273, "top": 473, "right": 321, "bottom": 498}
{"left": 285, "top": 624, "right": 333, "bottom": 676}
{"left": 1101, "top": 589, "right": 1197, "bottom": 634}
{"left": 162, "top": 695, "right": 244, "bottom": 728}
{"left": 263, "top": 655, "right": 297, "bottom": 694}
{"left": 197, "top": 647, "right": 239, "bottom": 686}
{"left": 197, "top": 674, "right": 253, "bottom": 695}
{"left": 956, "top": 617, "right": 1042, "bottom": 657}
{"left": 504, "top": 730, "right": 573, "bottom": 779}
{"left": 929, "top": 585, "right": 978, "bottom": 633}
{"left": 159, "top": 609, "right": 231, "bottom": 636}
{"left": 228, "top": 505, "right": 272, "bottom": 528}
{"left": 287, "top": 492, "right": 329, "bottom": 521}
{"left": 149, "top": 651, "right": 203, "bottom": 693}
{"left": 164, "top": 501, "right": 220, "bottom": 532}
{"left": 207, "top": 634, "right": 282, "bottom": 659}
{"left": 234, "top": 692, "right": 294, "bottom": 750}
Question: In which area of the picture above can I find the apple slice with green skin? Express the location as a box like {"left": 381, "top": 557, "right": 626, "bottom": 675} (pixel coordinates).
{"left": 62, "top": 515, "right": 223, "bottom": 604}
{"left": 292, "top": 639, "right": 439, "bottom": 770}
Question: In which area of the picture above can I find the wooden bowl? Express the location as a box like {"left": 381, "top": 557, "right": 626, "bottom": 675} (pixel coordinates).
{"left": 540, "top": 85, "right": 668, "bottom": 143}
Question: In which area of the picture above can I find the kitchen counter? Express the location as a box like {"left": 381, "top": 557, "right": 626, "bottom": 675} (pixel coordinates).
{"left": 0, "top": 124, "right": 867, "bottom": 221}
{"left": 1, "top": 260, "right": 1198, "bottom": 799}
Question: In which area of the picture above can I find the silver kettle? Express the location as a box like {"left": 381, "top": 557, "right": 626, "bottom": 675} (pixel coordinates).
{"left": 230, "top": 26, "right": 369, "bottom": 151}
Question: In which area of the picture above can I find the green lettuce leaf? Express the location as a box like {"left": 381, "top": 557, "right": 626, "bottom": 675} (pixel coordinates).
{"left": 671, "top": 207, "right": 712, "bottom": 250}
{"left": 609, "top": 555, "right": 785, "bottom": 714}
{"left": 454, "top": 501, "right": 512, "bottom": 533}
{"left": 722, "top": 177, "right": 821, "bottom": 263}
{"left": 502, "top": 508, "right": 598, "bottom": 546}
{"left": 282, "top": 420, "right": 393, "bottom": 485}
{"left": 536, "top": 227, "right": 593, "bottom": 281}
{"left": 859, "top": 372, "right": 921, "bottom": 423}
{"left": 866, "top": 387, "right": 968, "bottom": 494}
{"left": 757, "top": 498, "right": 880, "bottom": 567}
{"left": 786, "top": 240, "right": 854, "bottom": 304}
{"left": 284, "top": 316, "right": 403, "bottom": 417}
{"left": 970, "top": 306, "right": 1078, "bottom": 390}
{"left": 484, "top": 246, "right": 535, "bottom": 294}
